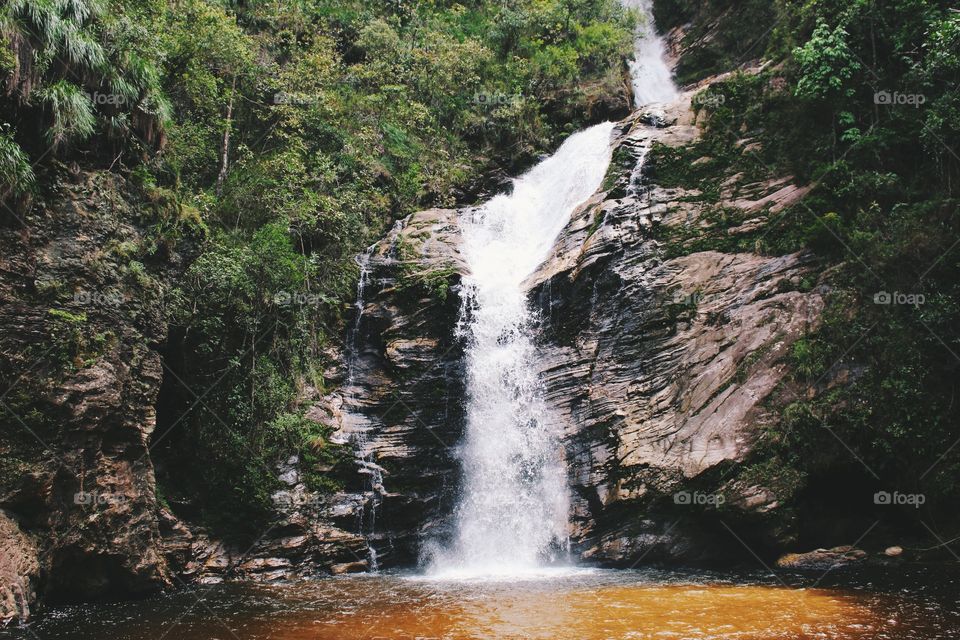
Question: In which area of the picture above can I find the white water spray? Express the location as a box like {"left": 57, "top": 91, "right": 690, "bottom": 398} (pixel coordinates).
{"left": 428, "top": 122, "right": 616, "bottom": 577}
{"left": 423, "top": 1, "right": 675, "bottom": 578}
{"left": 623, "top": 0, "right": 678, "bottom": 107}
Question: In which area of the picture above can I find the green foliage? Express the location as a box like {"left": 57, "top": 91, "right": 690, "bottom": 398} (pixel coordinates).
{"left": 601, "top": 145, "right": 636, "bottom": 194}
{"left": 664, "top": 0, "right": 960, "bottom": 521}
{"left": 793, "top": 21, "right": 861, "bottom": 100}
{"left": 738, "top": 457, "right": 806, "bottom": 505}
{"left": 266, "top": 412, "right": 349, "bottom": 494}
{"left": 1, "top": 0, "right": 171, "bottom": 156}
{"left": 45, "top": 308, "right": 116, "bottom": 370}
{"left": 394, "top": 235, "right": 457, "bottom": 303}
{"left": 40, "top": 80, "right": 97, "bottom": 148}
{"left": 0, "top": 124, "right": 34, "bottom": 196}
{"left": 652, "top": 0, "right": 785, "bottom": 85}
{"left": 47, "top": 308, "right": 87, "bottom": 324}
{"left": 157, "top": 223, "right": 345, "bottom": 536}
{"left": 137, "top": 0, "right": 636, "bottom": 534}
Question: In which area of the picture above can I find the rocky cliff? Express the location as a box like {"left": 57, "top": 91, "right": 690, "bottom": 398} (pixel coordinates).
{"left": 0, "top": 170, "right": 181, "bottom": 620}
{"left": 320, "top": 80, "right": 825, "bottom": 567}
{"left": 311, "top": 209, "right": 467, "bottom": 567}
{"left": 0, "top": 169, "right": 386, "bottom": 623}
{"left": 529, "top": 95, "right": 823, "bottom": 564}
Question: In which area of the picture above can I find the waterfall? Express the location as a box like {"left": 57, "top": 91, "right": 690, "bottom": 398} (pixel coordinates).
{"left": 622, "top": 0, "right": 678, "bottom": 107}
{"left": 428, "top": 122, "right": 616, "bottom": 577}
{"left": 420, "top": 0, "right": 674, "bottom": 578}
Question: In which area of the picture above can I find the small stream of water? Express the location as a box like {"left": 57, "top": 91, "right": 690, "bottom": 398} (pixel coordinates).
{"left": 343, "top": 246, "right": 384, "bottom": 570}
{"left": 622, "top": 0, "right": 678, "bottom": 107}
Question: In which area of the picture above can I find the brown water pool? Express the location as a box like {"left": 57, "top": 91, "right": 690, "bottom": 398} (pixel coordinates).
{"left": 5, "top": 567, "right": 960, "bottom": 639}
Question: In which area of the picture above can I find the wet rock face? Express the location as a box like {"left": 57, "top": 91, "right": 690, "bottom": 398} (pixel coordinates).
{"left": 0, "top": 171, "right": 182, "bottom": 616}
{"left": 326, "top": 90, "right": 823, "bottom": 568}
{"left": 155, "top": 451, "right": 372, "bottom": 586}
{"left": 0, "top": 171, "right": 388, "bottom": 616}
{"left": 159, "top": 497, "right": 370, "bottom": 586}
{"left": 44, "top": 353, "right": 172, "bottom": 601}
{"left": 0, "top": 511, "right": 39, "bottom": 624}
{"left": 776, "top": 546, "right": 869, "bottom": 570}
{"left": 316, "top": 208, "right": 469, "bottom": 568}
{"left": 0, "top": 87, "right": 822, "bottom": 621}
{"left": 525, "top": 93, "right": 823, "bottom": 564}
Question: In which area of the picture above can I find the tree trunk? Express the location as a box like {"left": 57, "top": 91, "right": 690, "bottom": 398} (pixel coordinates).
{"left": 215, "top": 75, "right": 237, "bottom": 198}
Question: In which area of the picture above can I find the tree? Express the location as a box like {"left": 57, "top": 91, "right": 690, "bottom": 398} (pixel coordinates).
{"left": 0, "top": 0, "right": 171, "bottom": 161}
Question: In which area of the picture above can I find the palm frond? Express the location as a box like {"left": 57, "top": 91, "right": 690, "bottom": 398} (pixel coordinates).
{"left": 38, "top": 79, "right": 95, "bottom": 147}
{"left": 0, "top": 125, "right": 35, "bottom": 197}
{"left": 55, "top": 0, "right": 105, "bottom": 24}
{"left": 104, "top": 112, "right": 130, "bottom": 141}
{"left": 56, "top": 19, "right": 106, "bottom": 69}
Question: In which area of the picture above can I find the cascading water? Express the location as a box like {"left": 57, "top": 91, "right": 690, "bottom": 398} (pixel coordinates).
{"left": 346, "top": 248, "right": 373, "bottom": 387}
{"left": 426, "top": 1, "right": 676, "bottom": 578}
{"left": 428, "top": 122, "right": 616, "bottom": 577}
{"left": 344, "top": 247, "right": 385, "bottom": 571}
{"left": 622, "top": 0, "right": 678, "bottom": 107}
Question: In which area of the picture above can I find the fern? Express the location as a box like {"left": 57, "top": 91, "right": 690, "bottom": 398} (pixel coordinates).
{"left": 39, "top": 80, "right": 96, "bottom": 147}
{"left": 0, "top": 125, "right": 35, "bottom": 197}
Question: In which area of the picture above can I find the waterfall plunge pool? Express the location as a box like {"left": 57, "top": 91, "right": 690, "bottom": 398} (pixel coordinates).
{"left": 6, "top": 566, "right": 960, "bottom": 639}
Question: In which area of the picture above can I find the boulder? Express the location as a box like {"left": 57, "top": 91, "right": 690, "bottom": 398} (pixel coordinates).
{"left": 776, "top": 546, "right": 868, "bottom": 570}
{"left": 0, "top": 511, "right": 39, "bottom": 625}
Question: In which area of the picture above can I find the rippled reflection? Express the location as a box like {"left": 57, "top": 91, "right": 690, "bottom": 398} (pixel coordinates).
{"left": 6, "top": 568, "right": 960, "bottom": 640}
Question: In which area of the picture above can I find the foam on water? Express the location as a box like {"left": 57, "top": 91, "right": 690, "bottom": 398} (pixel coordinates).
{"left": 420, "top": 566, "right": 604, "bottom": 584}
